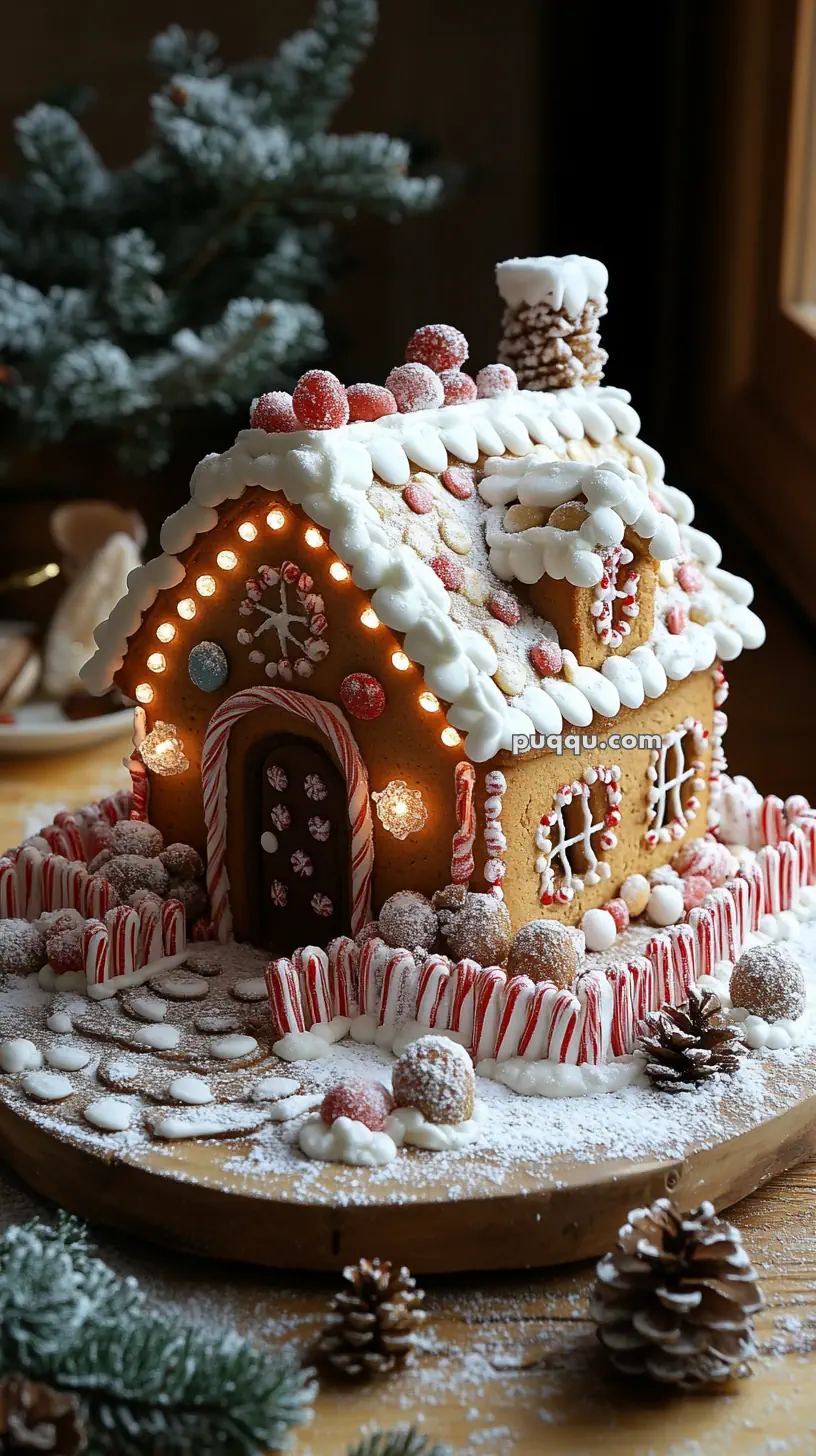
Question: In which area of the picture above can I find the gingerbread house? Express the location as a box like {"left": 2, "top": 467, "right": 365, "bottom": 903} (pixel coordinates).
{"left": 81, "top": 254, "right": 765, "bottom": 955}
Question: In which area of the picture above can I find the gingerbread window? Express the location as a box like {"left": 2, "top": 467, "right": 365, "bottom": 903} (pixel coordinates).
{"left": 536, "top": 765, "right": 622, "bottom": 907}
{"left": 644, "top": 718, "right": 707, "bottom": 848}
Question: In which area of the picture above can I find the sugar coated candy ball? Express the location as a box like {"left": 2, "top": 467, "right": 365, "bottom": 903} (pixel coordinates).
{"left": 673, "top": 836, "right": 737, "bottom": 888}
{"left": 391, "top": 1034, "right": 475, "bottom": 1125}
{"left": 438, "top": 368, "right": 478, "bottom": 405}
{"left": 619, "top": 873, "right": 650, "bottom": 918}
{"left": 730, "top": 944, "right": 806, "bottom": 1022}
{"left": 46, "top": 927, "right": 84, "bottom": 974}
{"left": 0, "top": 918, "right": 47, "bottom": 975}
{"left": 160, "top": 842, "right": 205, "bottom": 879}
{"left": 507, "top": 920, "right": 577, "bottom": 988}
{"left": 605, "top": 898, "right": 630, "bottom": 934}
{"left": 105, "top": 855, "right": 169, "bottom": 901}
{"left": 378, "top": 890, "right": 438, "bottom": 952}
{"left": 405, "top": 323, "right": 468, "bottom": 372}
{"left": 292, "top": 370, "right": 350, "bottom": 430}
{"left": 250, "top": 391, "right": 299, "bottom": 433}
{"left": 340, "top": 672, "right": 386, "bottom": 721}
{"left": 476, "top": 363, "right": 518, "bottom": 398}
{"left": 438, "top": 891, "right": 511, "bottom": 966}
{"left": 346, "top": 383, "right": 398, "bottom": 422}
{"left": 580, "top": 907, "right": 617, "bottom": 952}
{"left": 681, "top": 874, "right": 712, "bottom": 911}
{"left": 385, "top": 362, "right": 444, "bottom": 414}
{"left": 110, "top": 820, "right": 163, "bottom": 858}
{"left": 646, "top": 883, "right": 684, "bottom": 927}
{"left": 320, "top": 1078, "right": 395, "bottom": 1132}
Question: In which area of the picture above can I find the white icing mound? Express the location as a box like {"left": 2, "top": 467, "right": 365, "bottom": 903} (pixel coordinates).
{"left": 84, "top": 949, "right": 188, "bottom": 1000}
{"left": 44, "top": 1044, "right": 90, "bottom": 1072}
{"left": 23, "top": 1071, "right": 72, "bottom": 1101}
{"left": 129, "top": 996, "right": 167, "bottom": 1022}
{"left": 231, "top": 977, "right": 267, "bottom": 1001}
{"left": 274, "top": 1030, "right": 331, "bottom": 1062}
{"left": 0, "top": 1038, "right": 43, "bottom": 1073}
{"left": 385, "top": 1103, "right": 484, "bottom": 1151}
{"left": 477, "top": 1055, "right": 645, "bottom": 1099}
{"left": 310, "top": 1016, "right": 352, "bottom": 1044}
{"left": 46, "top": 1011, "right": 72, "bottom": 1034}
{"left": 168, "top": 1075, "right": 214, "bottom": 1105}
{"left": 39, "top": 968, "right": 86, "bottom": 994}
{"left": 148, "top": 1107, "right": 269, "bottom": 1140}
{"left": 349, "top": 1013, "right": 377, "bottom": 1045}
{"left": 209, "top": 1034, "right": 257, "bottom": 1060}
{"left": 266, "top": 1093, "right": 322, "bottom": 1123}
{"left": 251, "top": 1075, "right": 301, "bottom": 1102}
{"left": 84, "top": 1097, "right": 133, "bottom": 1132}
{"left": 132, "top": 1023, "right": 180, "bottom": 1051}
{"left": 390, "top": 1022, "right": 471, "bottom": 1058}
{"left": 495, "top": 254, "right": 608, "bottom": 313}
{"left": 152, "top": 973, "right": 209, "bottom": 1000}
{"left": 298, "top": 1114, "right": 397, "bottom": 1167}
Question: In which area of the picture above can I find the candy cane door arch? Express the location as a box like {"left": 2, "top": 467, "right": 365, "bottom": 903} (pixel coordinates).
{"left": 202, "top": 687, "right": 374, "bottom": 946}
{"left": 256, "top": 735, "right": 349, "bottom": 952}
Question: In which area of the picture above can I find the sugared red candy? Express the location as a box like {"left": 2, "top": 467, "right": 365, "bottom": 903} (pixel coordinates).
{"left": 405, "top": 323, "right": 468, "bottom": 373}
{"left": 431, "top": 555, "right": 465, "bottom": 591}
{"left": 488, "top": 589, "right": 521, "bottom": 626}
{"left": 250, "top": 391, "right": 299, "bottom": 433}
{"left": 681, "top": 874, "right": 713, "bottom": 911}
{"left": 580, "top": 908, "right": 617, "bottom": 952}
{"left": 346, "top": 383, "right": 398, "bottom": 422}
{"left": 672, "top": 836, "right": 738, "bottom": 888}
{"left": 320, "top": 1078, "right": 395, "bottom": 1132}
{"left": 730, "top": 944, "right": 806, "bottom": 1022}
{"left": 666, "top": 605, "right": 688, "bottom": 635}
{"left": 110, "top": 820, "right": 164, "bottom": 858}
{"left": 46, "top": 928, "right": 84, "bottom": 974}
{"left": 104, "top": 855, "right": 169, "bottom": 901}
{"left": 292, "top": 370, "right": 349, "bottom": 430}
{"left": 476, "top": 363, "right": 518, "bottom": 398}
{"left": 438, "top": 369, "right": 477, "bottom": 405}
{"left": 437, "top": 891, "right": 511, "bottom": 965}
{"left": 402, "top": 483, "right": 434, "bottom": 514}
{"left": 340, "top": 672, "right": 386, "bottom": 721}
{"left": 391, "top": 1034, "right": 475, "bottom": 1125}
{"left": 530, "top": 639, "right": 563, "bottom": 677}
{"left": 507, "top": 919, "right": 577, "bottom": 988}
{"left": 646, "top": 884, "right": 684, "bottom": 927}
{"left": 385, "top": 362, "right": 444, "bottom": 414}
{"left": 676, "top": 562, "right": 704, "bottom": 593}
{"left": 160, "top": 842, "right": 205, "bottom": 879}
{"left": 440, "top": 465, "right": 475, "bottom": 500}
{"left": 379, "top": 891, "right": 438, "bottom": 952}
{"left": 605, "top": 898, "right": 630, "bottom": 934}
{"left": 620, "top": 873, "right": 650, "bottom": 918}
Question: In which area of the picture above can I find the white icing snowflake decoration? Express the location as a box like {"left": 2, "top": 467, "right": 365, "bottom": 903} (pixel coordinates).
{"left": 291, "top": 850, "right": 313, "bottom": 877}
{"left": 311, "top": 893, "right": 333, "bottom": 917}
{"left": 270, "top": 804, "right": 292, "bottom": 831}
{"left": 308, "top": 816, "right": 331, "bottom": 841}
{"left": 304, "top": 774, "right": 328, "bottom": 801}
{"left": 236, "top": 559, "right": 330, "bottom": 679}
{"left": 270, "top": 881, "right": 288, "bottom": 907}
{"left": 267, "top": 766, "right": 288, "bottom": 791}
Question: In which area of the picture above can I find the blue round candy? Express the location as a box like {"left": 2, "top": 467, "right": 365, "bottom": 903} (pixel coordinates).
{"left": 188, "top": 640, "right": 228, "bottom": 692}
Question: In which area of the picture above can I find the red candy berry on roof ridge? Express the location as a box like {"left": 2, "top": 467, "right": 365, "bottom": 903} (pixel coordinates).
{"left": 440, "top": 465, "right": 475, "bottom": 500}
{"left": 292, "top": 370, "right": 349, "bottom": 430}
{"left": 340, "top": 672, "right": 386, "bottom": 721}
{"left": 439, "top": 369, "right": 478, "bottom": 406}
{"left": 403, "top": 483, "right": 433, "bottom": 514}
{"left": 405, "top": 323, "right": 469, "bottom": 373}
{"left": 346, "top": 383, "right": 398, "bottom": 422}
{"left": 476, "top": 363, "right": 518, "bottom": 398}
{"left": 385, "top": 362, "right": 444, "bottom": 414}
{"left": 250, "top": 391, "right": 299, "bottom": 433}
{"left": 320, "top": 1078, "right": 395, "bottom": 1132}
{"left": 530, "top": 639, "right": 563, "bottom": 676}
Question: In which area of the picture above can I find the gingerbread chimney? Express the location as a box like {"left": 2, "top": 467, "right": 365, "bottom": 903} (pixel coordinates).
{"left": 495, "top": 254, "right": 608, "bottom": 391}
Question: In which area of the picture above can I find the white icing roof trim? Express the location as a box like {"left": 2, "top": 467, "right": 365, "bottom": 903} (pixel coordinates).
{"left": 82, "top": 385, "right": 765, "bottom": 764}
{"left": 495, "top": 255, "right": 608, "bottom": 314}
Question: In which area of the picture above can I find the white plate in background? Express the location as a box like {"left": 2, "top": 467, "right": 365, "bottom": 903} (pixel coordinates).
{"left": 0, "top": 702, "right": 134, "bottom": 756}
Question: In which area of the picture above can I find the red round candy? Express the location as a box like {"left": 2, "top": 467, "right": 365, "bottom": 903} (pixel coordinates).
{"left": 320, "top": 1078, "right": 395, "bottom": 1132}
{"left": 403, "top": 483, "right": 434, "bottom": 514}
{"left": 488, "top": 588, "right": 521, "bottom": 626}
{"left": 681, "top": 873, "right": 712, "bottom": 911}
{"left": 46, "top": 928, "right": 84, "bottom": 974}
{"left": 666, "top": 604, "right": 688, "bottom": 635}
{"left": 438, "top": 369, "right": 478, "bottom": 406}
{"left": 431, "top": 555, "right": 465, "bottom": 591}
{"left": 292, "top": 370, "right": 349, "bottom": 430}
{"left": 676, "top": 563, "right": 703, "bottom": 593}
{"left": 385, "top": 362, "right": 444, "bottom": 414}
{"left": 440, "top": 465, "right": 475, "bottom": 500}
{"left": 250, "top": 391, "right": 299, "bottom": 433}
{"left": 405, "top": 323, "right": 468, "bottom": 373}
{"left": 530, "top": 639, "right": 563, "bottom": 676}
{"left": 605, "top": 897, "right": 630, "bottom": 933}
{"left": 346, "top": 383, "right": 398, "bottom": 422}
{"left": 476, "top": 363, "right": 518, "bottom": 398}
{"left": 340, "top": 672, "right": 386, "bottom": 720}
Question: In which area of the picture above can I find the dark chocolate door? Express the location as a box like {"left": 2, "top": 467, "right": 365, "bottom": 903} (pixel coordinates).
{"left": 258, "top": 736, "right": 349, "bottom": 953}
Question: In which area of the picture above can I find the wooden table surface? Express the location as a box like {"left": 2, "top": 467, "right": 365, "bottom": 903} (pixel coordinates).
{"left": 1, "top": 735, "right": 815, "bottom": 1456}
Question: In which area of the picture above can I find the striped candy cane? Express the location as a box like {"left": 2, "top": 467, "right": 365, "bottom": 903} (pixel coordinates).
{"left": 738, "top": 861, "right": 764, "bottom": 931}
{"left": 785, "top": 825, "right": 810, "bottom": 888}
{"left": 42, "top": 854, "right": 68, "bottom": 912}
{"left": 760, "top": 794, "right": 786, "bottom": 847}
{"left": 666, "top": 924, "right": 697, "bottom": 1002}
{"left": 53, "top": 812, "right": 86, "bottom": 862}
{"left": 628, "top": 955, "right": 656, "bottom": 1020}
{"left": 377, "top": 949, "right": 417, "bottom": 1028}
{"left": 494, "top": 975, "right": 536, "bottom": 1061}
{"left": 84, "top": 874, "right": 117, "bottom": 920}
{"left": 327, "top": 937, "right": 358, "bottom": 1018}
{"left": 202, "top": 687, "right": 374, "bottom": 941}
{"left": 415, "top": 955, "right": 452, "bottom": 1029}
{"left": 451, "top": 762, "right": 476, "bottom": 885}
{"left": 449, "top": 959, "right": 479, "bottom": 1042}
{"left": 0, "top": 858, "right": 18, "bottom": 918}
{"left": 517, "top": 982, "right": 559, "bottom": 1060}
{"left": 546, "top": 988, "right": 581, "bottom": 1063}
{"left": 105, "top": 905, "right": 139, "bottom": 977}
{"left": 82, "top": 920, "right": 110, "bottom": 986}
{"left": 688, "top": 906, "right": 717, "bottom": 977}
{"left": 15, "top": 846, "right": 42, "bottom": 919}
{"left": 757, "top": 844, "right": 782, "bottom": 916}
{"left": 358, "top": 936, "right": 389, "bottom": 1017}
{"left": 473, "top": 966, "right": 507, "bottom": 1061}
{"left": 300, "top": 947, "right": 332, "bottom": 1025}
{"left": 265, "top": 959, "right": 305, "bottom": 1036}
{"left": 646, "top": 934, "right": 673, "bottom": 1005}
{"left": 161, "top": 899, "right": 186, "bottom": 957}
{"left": 778, "top": 839, "right": 799, "bottom": 911}
{"left": 137, "top": 897, "right": 164, "bottom": 967}
{"left": 576, "top": 971, "right": 609, "bottom": 1065}
{"left": 606, "top": 963, "right": 636, "bottom": 1056}
{"left": 725, "top": 876, "right": 751, "bottom": 950}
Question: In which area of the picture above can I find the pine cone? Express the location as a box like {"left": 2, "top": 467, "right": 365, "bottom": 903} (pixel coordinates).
{"left": 637, "top": 985, "right": 746, "bottom": 1092}
{"left": 0, "top": 1375, "right": 86, "bottom": 1455}
{"left": 319, "top": 1258, "right": 426, "bottom": 1377}
{"left": 591, "top": 1198, "right": 764, "bottom": 1388}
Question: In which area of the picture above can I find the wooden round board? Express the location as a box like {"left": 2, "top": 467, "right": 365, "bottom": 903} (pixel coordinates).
{"left": 2, "top": 1053, "right": 816, "bottom": 1273}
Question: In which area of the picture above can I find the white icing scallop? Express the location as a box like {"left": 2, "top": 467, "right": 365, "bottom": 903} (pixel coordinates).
{"left": 385, "top": 1104, "right": 483, "bottom": 1151}
{"left": 46, "top": 1012, "right": 73, "bottom": 1035}
{"left": 84, "top": 1097, "right": 133, "bottom": 1132}
{"left": 298, "top": 1114, "right": 397, "bottom": 1167}
{"left": 251, "top": 1075, "right": 301, "bottom": 1102}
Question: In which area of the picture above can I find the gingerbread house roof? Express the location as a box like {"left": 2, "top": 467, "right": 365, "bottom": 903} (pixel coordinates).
{"left": 82, "top": 381, "right": 765, "bottom": 763}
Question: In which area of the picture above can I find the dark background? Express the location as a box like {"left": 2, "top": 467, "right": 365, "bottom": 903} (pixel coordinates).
{"left": 0, "top": 0, "right": 810, "bottom": 794}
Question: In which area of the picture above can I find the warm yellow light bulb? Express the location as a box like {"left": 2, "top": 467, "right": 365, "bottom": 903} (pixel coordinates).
{"left": 419, "top": 691, "right": 439, "bottom": 712}
{"left": 196, "top": 574, "right": 216, "bottom": 597}
{"left": 391, "top": 652, "right": 410, "bottom": 672}
{"left": 238, "top": 522, "right": 258, "bottom": 542}
{"left": 156, "top": 622, "right": 176, "bottom": 644}
{"left": 305, "top": 527, "right": 324, "bottom": 548}
{"left": 135, "top": 682, "right": 154, "bottom": 704}
{"left": 146, "top": 652, "right": 166, "bottom": 674}
{"left": 360, "top": 609, "right": 379, "bottom": 629}
{"left": 177, "top": 598, "right": 196, "bottom": 620}
{"left": 216, "top": 549, "right": 238, "bottom": 570}
{"left": 266, "top": 509, "right": 286, "bottom": 531}
{"left": 441, "top": 726, "right": 462, "bottom": 747}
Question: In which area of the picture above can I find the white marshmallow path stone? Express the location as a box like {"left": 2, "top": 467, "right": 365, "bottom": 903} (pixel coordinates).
{"left": 129, "top": 996, "right": 168, "bottom": 1022}
{"left": 209, "top": 1034, "right": 258, "bottom": 1060}
{"left": 231, "top": 977, "right": 268, "bottom": 1002}
{"left": 46, "top": 1011, "right": 73, "bottom": 1034}
{"left": 581, "top": 908, "right": 618, "bottom": 953}
{"left": 168, "top": 1075, "right": 214, "bottom": 1105}
{"left": 0, "top": 1039, "right": 43, "bottom": 1074}
{"left": 84, "top": 1097, "right": 134, "bottom": 1132}
{"left": 23, "top": 1071, "right": 73, "bottom": 1102}
{"left": 44, "top": 1045, "right": 90, "bottom": 1072}
{"left": 132, "top": 1024, "right": 181, "bottom": 1051}
{"left": 251, "top": 1076, "right": 301, "bottom": 1102}
{"left": 151, "top": 974, "right": 209, "bottom": 1001}
{"left": 647, "top": 884, "right": 685, "bottom": 927}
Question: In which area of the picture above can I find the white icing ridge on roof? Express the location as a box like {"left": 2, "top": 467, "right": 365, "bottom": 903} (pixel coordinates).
{"left": 81, "top": 384, "right": 765, "bottom": 763}
{"left": 495, "top": 255, "right": 608, "bottom": 314}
